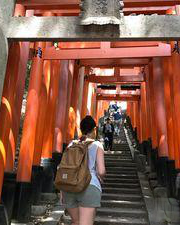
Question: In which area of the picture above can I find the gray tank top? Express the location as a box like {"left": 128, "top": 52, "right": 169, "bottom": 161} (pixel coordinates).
{"left": 88, "top": 141, "right": 104, "bottom": 192}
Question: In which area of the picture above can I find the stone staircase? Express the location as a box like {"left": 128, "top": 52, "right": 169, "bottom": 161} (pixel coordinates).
{"left": 61, "top": 126, "right": 150, "bottom": 225}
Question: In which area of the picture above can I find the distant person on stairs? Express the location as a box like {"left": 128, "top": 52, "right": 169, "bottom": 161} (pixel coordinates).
{"left": 103, "top": 118, "right": 114, "bottom": 151}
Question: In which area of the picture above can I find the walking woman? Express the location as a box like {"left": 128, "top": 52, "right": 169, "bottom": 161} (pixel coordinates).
{"left": 62, "top": 115, "right": 106, "bottom": 225}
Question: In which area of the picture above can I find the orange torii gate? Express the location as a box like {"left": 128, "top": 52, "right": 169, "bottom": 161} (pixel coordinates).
{"left": 96, "top": 94, "right": 140, "bottom": 102}
{"left": 1, "top": 1, "right": 180, "bottom": 225}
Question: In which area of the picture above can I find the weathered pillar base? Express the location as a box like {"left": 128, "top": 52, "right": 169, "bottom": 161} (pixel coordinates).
{"left": 166, "top": 160, "right": 176, "bottom": 198}
{"left": 31, "top": 166, "right": 44, "bottom": 205}
{"left": 0, "top": 204, "right": 8, "bottom": 225}
{"left": 52, "top": 152, "right": 63, "bottom": 179}
{"left": 150, "top": 148, "right": 158, "bottom": 172}
{"left": 2, "top": 172, "right": 16, "bottom": 223}
{"left": 12, "top": 182, "right": 32, "bottom": 223}
{"left": 175, "top": 170, "right": 180, "bottom": 201}
{"left": 41, "top": 158, "right": 54, "bottom": 193}
{"left": 157, "top": 156, "right": 168, "bottom": 187}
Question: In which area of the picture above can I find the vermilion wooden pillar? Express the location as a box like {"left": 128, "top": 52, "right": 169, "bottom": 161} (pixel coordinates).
{"left": 66, "top": 63, "right": 80, "bottom": 142}
{"left": 102, "top": 101, "right": 109, "bottom": 115}
{"left": 133, "top": 102, "right": 137, "bottom": 129}
{"left": 126, "top": 102, "right": 131, "bottom": 117}
{"left": 162, "top": 58, "right": 175, "bottom": 160}
{"left": 138, "top": 100, "right": 143, "bottom": 143}
{"left": 170, "top": 47, "right": 180, "bottom": 169}
{"left": 17, "top": 42, "right": 45, "bottom": 182}
{"left": 145, "top": 67, "right": 154, "bottom": 144}
{"left": 33, "top": 11, "right": 54, "bottom": 169}
{"left": 148, "top": 63, "right": 158, "bottom": 150}
{"left": 151, "top": 58, "right": 169, "bottom": 158}
{"left": 1, "top": 6, "right": 34, "bottom": 223}
{"left": 0, "top": 42, "right": 21, "bottom": 174}
{"left": 131, "top": 102, "right": 135, "bottom": 129}
{"left": 169, "top": 6, "right": 180, "bottom": 169}
{"left": 41, "top": 60, "right": 61, "bottom": 159}
{"left": 76, "top": 67, "right": 85, "bottom": 136}
{"left": 81, "top": 68, "right": 90, "bottom": 119}
{"left": 0, "top": 42, "right": 20, "bottom": 199}
{"left": 90, "top": 83, "right": 97, "bottom": 118}
{"left": 64, "top": 60, "right": 75, "bottom": 144}
{"left": 33, "top": 58, "right": 51, "bottom": 166}
{"left": 140, "top": 82, "right": 149, "bottom": 142}
{"left": 134, "top": 101, "right": 140, "bottom": 140}
{"left": 128, "top": 102, "right": 133, "bottom": 126}
{"left": 96, "top": 100, "right": 104, "bottom": 123}
{"left": 53, "top": 60, "right": 69, "bottom": 154}
{"left": 14, "top": 42, "right": 45, "bottom": 222}
{"left": 9, "top": 6, "right": 32, "bottom": 171}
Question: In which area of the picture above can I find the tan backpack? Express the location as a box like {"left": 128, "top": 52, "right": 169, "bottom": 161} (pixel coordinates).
{"left": 54, "top": 140, "right": 94, "bottom": 193}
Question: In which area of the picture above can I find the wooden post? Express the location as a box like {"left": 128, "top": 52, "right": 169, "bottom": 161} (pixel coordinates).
{"left": 17, "top": 42, "right": 45, "bottom": 182}
{"left": 66, "top": 63, "right": 80, "bottom": 142}
{"left": 53, "top": 60, "right": 69, "bottom": 153}
{"left": 64, "top": 60, "right": 75, "bottom": 144}
{"left": 162, "top": 58, "right": 175, "bottom": 160}
{"left": 150, "top": 58, "right": 169, "bottom": 157}
{"left": 41, "top": 60, "right": 61, "bottom": 159}
{"left": 170, "top": 47, "right": 180, "bottom": 168}
{"left": 81, "top": 67, "right": 90, "bottom": 119}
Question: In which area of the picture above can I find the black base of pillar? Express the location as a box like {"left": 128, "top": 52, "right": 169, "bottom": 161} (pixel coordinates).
{"left": 1, "top": 172, "right": 16, "bottom": 223}
{"left": 52, "top": 152, "right": 63, "bottom": 179}
{"left": 41, "top": 158, "right": 54, "bottom": 193}
{"left": 63, "top": 143, "right": 68, "bottom": 152}
{"left": 175, "top": 169, "right": 180, "bottom": 200}
{"left": 157, "top": 156, "right": 168, "bottom": 186}
{"left": 166, "top": 160, "right": 176, "bottom": 198}
{"left": 31, "top": 166, "right": 44, "bottom": 205}
{"left": 0, "top": 204, "right": 9, "bottom": 225}
{"left": 12, "top": 182, "right": 32, "bottom": 223}
{"left": 151, "top": 148, "right": 158, "bottom": 172}
{"left": 139, "top": 140, "right": 149, "bottom": 156}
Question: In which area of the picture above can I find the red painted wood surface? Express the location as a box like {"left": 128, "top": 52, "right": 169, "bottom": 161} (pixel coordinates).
{"left": 53, "top": 60, "right": 69, "bottom": 153}
{"left": 41, "top": 60, "right": 61, "bottom": 158}
{"left": 151, "top": 58, "right": 169, "bottom": 157}
{"left": 44, "top": 44, "right": 171, "bottom": 60}
{"left": 33, "top": 59, "right": 51, "bottom": 165}
{"left": 17, "top": 42, "right": 45, "bottom": 182}
{"left": 163, "top": 58, "right": 175, "bottom": 160}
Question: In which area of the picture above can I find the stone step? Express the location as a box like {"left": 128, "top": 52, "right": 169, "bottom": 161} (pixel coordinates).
{"left": 102, "top": 187, "right": 141, "bottom": 194}
{"left": 61, "top": 215, "right": 149, "bottom": 225}
{"left": 97, "top": 207, "right": 148, "bottom": 218}
{"left": 112, "top": 145, "right": 129, "bottom": 148}
{"left": 105, "top": 156, "right": 132, "bottom": 160}
{"left": 102, "top": 193, "right": 143, "bottom": 201}
{"left": 106, "top": 166, "right": 137, "bottom": 171}
{"left": 104, "top": 178, "right": 139, "bottom": 184}
{"left": 105, "top": 174, "right": 138, "bottom": 179}
{"left": 105, "top": 170, "right": 137, "bottom": 174}
{"left": 111, "top": 150, "right": 130, "bottom": 153}
{"left": 105, "top": 162, "right": 136, "bottom": 167}
{"left": 105, "top": 159, "right": 133, "bottom": 163}
{"left": 93, "top": 216, "right": 149, "bottom": 225}
{"left": 102, "top": 183, "right": 140, "bottom": 189}
{"left": 105, "top": 151, "right": 132, "bottom": 156}
{"left": 101, "top": 200, "right": 145, "bottom": 209}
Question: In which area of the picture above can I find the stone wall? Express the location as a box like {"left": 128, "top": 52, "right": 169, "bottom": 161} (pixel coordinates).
{"left": 0, "top": 0, "right": 15, "bottom": 101}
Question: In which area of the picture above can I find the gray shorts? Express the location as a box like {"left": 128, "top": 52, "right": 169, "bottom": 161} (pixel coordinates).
{"left": 63, "top": 185, "right": 101, "bottom": 208}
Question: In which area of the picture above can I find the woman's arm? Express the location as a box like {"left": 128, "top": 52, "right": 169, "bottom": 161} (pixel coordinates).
{"left": 96, "top": 146, "right": 106, "bottom": 182}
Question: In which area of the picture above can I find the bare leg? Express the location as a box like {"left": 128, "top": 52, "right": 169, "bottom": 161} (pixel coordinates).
{"left": 79, "top": 207, "right": 96, "bottom": 225}
{"left": 67, "top": 208, "right": 79, "bottom": 225}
